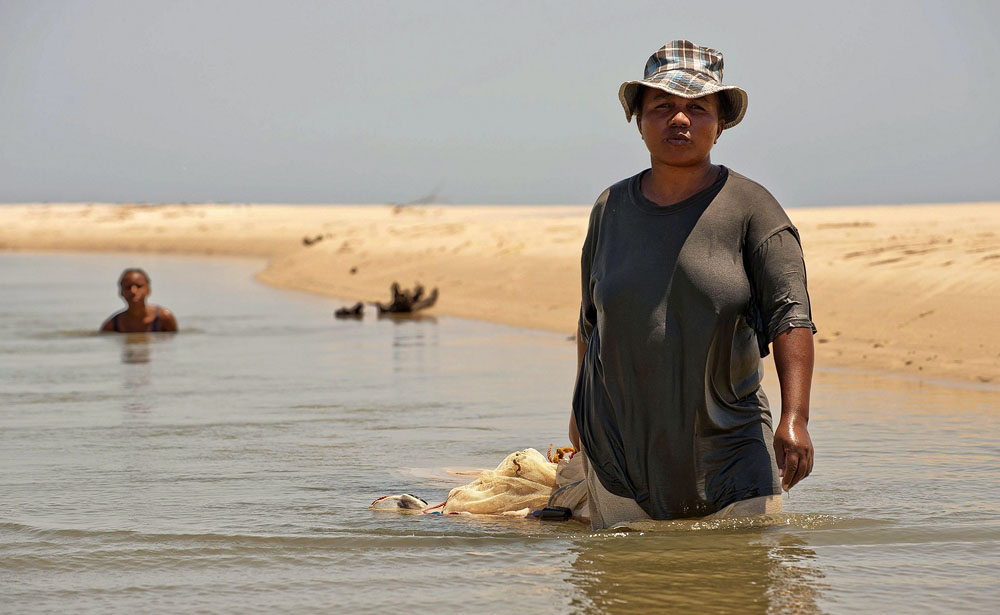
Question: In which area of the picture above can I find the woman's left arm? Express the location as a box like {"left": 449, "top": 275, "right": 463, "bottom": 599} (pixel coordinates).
{"left": 746, "top": 223, "right": 817, "bottom": 492}
{"left": 159, "top": 308, "right": 179, "bottom": 332}
{"left": 772, "top": 326, "right": 814, "bottom": 490}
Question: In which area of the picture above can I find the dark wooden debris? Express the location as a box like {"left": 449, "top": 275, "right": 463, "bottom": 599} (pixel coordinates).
{"left": 303, "top": 233, "right": 332, "bottom": 246}
{"left": 334, "top": 301, "right": 364, "bottom": 319}
{"left": 375, "top": 282, "right": 438, "bottom": 314}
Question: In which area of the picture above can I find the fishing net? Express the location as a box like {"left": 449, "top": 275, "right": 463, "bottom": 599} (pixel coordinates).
{"left": 370, "top": 446, "right": 589, "bottom": 520}
{"left": 442, "top": 448, "right": 557, "bottom": 514}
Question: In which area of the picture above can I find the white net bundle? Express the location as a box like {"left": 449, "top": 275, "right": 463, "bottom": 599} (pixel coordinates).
{"left": 442, "top": 448, "right": 557, "bottom": 515}
{"left": 370, "top": 446, "right": 588, "bottom": 520}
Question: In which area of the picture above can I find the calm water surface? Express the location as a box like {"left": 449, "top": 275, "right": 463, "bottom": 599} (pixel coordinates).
{"left": 1, "top": 252, "right": 997, "bottom": 614}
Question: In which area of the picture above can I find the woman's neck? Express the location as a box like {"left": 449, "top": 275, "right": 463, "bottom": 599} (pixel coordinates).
{"left": 641, "top": 160, "right": 719, "bottom": 206}
{"left": 125, "top": 302, "right": 148, "bottom": 318}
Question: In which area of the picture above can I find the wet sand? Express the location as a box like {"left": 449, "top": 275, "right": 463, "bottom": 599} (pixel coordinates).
{"left": 2, "top": 201, "right": 998, "bottom": 385}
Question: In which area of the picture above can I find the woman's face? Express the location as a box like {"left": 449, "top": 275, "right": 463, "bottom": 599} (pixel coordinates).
{"left": 119, "top": 272, "right": 150, "bottom": 305}
{"left": 636, "top": 88, "right": 725, "bottom": 168}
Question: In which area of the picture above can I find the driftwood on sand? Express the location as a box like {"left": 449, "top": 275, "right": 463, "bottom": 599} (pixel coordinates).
{"left": 302, "top": 234, "right": 328, "bottom": 246}
{"left": 334, "top": 282, "right": 439, "bottom": 319}
{"left": 334, "top": 302, "right": 364, "bottom": 318}
{"left": 375, "top": 282, "right": 438, "bottom": 314}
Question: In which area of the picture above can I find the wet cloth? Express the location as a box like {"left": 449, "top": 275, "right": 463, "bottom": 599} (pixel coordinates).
{"left": 574, "top": 167, "right": 815, "bottom": 520}
{"left": 582, "top": 449, "right": 781, "bottom": 529}
{"left": 546, "top": 450, "right": 590, "bottom": 520}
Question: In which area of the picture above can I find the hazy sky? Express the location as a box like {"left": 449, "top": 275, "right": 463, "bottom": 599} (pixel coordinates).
{"left": 1, "top": 0, "right": 998, "bottom": 206}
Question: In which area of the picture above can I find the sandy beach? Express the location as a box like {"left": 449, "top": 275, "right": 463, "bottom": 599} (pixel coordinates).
{"left": 2, "top": 201, "right": 998, "bottom": 385}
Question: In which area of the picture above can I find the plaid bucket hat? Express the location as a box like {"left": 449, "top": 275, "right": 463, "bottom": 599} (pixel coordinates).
{"left": 618, "top": 40, "right": 748, "bottom": 129}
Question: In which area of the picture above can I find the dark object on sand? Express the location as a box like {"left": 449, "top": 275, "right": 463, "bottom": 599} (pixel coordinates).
{"left": 334, "top": 302, "right": 364, "bottom": 318}
{"left": 375, "top": 282, "right": 439, "bottom": 314}
{"left": 303, "top": 234, "right": 324, "bottom": 246}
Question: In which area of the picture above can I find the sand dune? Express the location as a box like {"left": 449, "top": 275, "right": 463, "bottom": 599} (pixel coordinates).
{"left": 2, "top": 201, "right": 998, "bottom": 385}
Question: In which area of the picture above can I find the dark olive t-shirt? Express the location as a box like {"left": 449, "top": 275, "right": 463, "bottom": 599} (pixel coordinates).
{"left": 573, "top": 167, "right": 815, "bottom": 519}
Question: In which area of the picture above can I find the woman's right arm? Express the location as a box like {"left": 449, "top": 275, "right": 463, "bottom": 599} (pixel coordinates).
{"left": 569, "top": 331, "right": 586, "bottom": 450}
{"left": 572, "top": 191, "right": 609, "bottom": 452}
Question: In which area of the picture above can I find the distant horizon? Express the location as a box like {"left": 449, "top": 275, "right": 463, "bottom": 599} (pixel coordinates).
{"left": 2, "top": 1, "right": 997, "bottom": 207}
{"left": 5, "top": 198, "right": 997, "bottom": 209}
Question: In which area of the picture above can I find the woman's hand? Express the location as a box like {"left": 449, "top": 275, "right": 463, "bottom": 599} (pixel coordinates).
{"left": 774, "top": 415, "right": 813, "bottom": 490}
{"left": 772, "top": 327, "right": 815, "bottom": 491}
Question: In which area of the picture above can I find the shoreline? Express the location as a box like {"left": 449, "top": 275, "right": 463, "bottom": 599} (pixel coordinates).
{"left": 2, "top": 201, "right": 999, "bottom": 386}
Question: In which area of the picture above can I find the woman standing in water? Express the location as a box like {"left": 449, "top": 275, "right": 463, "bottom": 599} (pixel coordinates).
{"left": 571, "top": 41, "right": 815, "bottom": 528}
{"left": 100, "top": 268, "right": 178, "bottom": 333}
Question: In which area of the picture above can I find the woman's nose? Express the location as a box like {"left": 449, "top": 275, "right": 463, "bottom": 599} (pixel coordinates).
{"left": 669, "top": 111, "right": 690, "bottom": 126}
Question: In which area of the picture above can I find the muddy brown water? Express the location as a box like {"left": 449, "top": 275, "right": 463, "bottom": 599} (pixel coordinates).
{"left": 1, "top": 252, "right": 997, "bottom": 614}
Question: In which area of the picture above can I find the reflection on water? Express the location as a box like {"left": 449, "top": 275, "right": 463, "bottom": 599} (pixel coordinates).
{"left": 120, "top": 335, "right": 152, "bottom": 414}
{"left": 121, "top": 333, "right": 152, "bottom": 364}
{"left": 118, "top": 332, "right": 177, "bottom": 365}
{"left": 571, "top": 529, "right": 825, "bottom": 614}
{"left": 378, "top": 312, "right": 439, "bottom": 325}
{"left": 1, "top": 252, "right": 998, "bottom": 614}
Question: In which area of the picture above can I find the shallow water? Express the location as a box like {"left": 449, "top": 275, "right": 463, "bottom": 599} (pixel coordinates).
{"left": 1, "top": 251, "right": 997, "bottom": 614}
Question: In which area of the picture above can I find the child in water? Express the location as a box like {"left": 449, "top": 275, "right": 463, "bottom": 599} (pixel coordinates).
{"left": 100, "top": 268, "right": 178, "bottom": 333}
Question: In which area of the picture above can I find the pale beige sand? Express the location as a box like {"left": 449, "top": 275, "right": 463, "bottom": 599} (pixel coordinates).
{"left": 2, "top": 201, "right": 998, "bottom": 385}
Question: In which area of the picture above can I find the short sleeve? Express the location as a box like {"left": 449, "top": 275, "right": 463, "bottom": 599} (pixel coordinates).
{"left": 578, "top": 190, "right": 609, "bottom": 340}
{"left": 746, "top": 226, "right": 816, "bottom": 357}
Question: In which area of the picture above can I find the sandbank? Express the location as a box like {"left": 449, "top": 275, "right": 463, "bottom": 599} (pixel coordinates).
{"left": 1, "top": 201, "right": 998, "bottom": 385}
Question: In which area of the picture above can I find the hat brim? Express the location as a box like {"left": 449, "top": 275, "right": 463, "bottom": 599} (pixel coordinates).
{"left": 618, "top": 77, "right": 748, "bottom": 130}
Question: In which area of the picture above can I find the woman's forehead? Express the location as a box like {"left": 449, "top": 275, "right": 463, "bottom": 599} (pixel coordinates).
{"left": 644, "top": 88, "right": 718, "bottom": 105}
{"left": 120, "top": 272, "right": 148, "bottom": 284}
